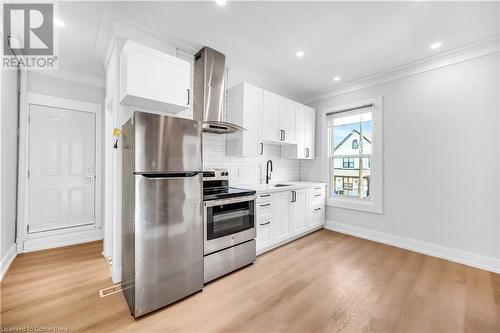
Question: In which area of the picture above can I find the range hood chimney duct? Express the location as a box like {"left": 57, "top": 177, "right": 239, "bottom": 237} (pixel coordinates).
{"left": 193, "top": 47, "right": 244, "bottom": 134}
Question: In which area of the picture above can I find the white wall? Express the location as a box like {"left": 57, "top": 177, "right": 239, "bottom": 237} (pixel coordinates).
{"left": 1, "top": 70, "right": 19, "bottom": 278}
{"left": 301, "top": 53, "right": 500, "bottom": 267}
{"left": 28, "top": 72, "right": 105, "bottom": 104}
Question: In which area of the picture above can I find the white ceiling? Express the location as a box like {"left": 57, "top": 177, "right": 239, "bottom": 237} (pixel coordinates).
{"left": 58, "top": 1, "right": 499, "bottom": 99}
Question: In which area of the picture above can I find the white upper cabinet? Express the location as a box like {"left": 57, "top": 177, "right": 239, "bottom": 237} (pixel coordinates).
{"left": 262, "top": 91, "right": 297, "bottom": 145}
{"left": 226, "top": 83, "right": 264, "bottom": 157}
{"left": 262, "top": 90, "right": 281, "bottom": 143}
{"left": 119, "top": 40, "right": 191, "bottom": 113}
{"left": 304, "top": 105, "right": 315, "bottom": 159}
{"left": 279, "top": 97, "right": 297, "bottom": 144}
{"left": 282, "top": 104, "right": 316, "bottom": 159}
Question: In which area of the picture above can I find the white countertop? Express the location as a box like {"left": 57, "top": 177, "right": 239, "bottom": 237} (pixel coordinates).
{"left": 238, "top": 181, "right": 327, "bottom": 194}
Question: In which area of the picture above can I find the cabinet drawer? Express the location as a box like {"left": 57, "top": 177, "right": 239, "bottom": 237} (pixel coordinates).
{"left": 309, "top": 191, "right": 325, "bottom": 206}
{"left": 308, "top": 206, "right": 325, "bottom": 225}
{"left": 257, "top": 219, "right": 272, "bottom": 247}
{"left": 257, "top": 201, "right": 273, "bottom": 217}
{"left": 257, "top": 192, "right": 273, "bottom": 202}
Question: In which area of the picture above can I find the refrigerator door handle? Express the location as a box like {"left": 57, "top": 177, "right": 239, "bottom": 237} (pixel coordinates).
{"left": 137, "top": 171, "right": 201, "bottom": 179}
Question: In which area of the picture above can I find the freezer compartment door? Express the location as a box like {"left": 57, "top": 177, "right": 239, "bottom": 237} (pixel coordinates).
{"left": 134, "top": 172, "right": 203, "bottom": 316}
{"left": 134, "top": 111, "right": 202, "bottom": 173}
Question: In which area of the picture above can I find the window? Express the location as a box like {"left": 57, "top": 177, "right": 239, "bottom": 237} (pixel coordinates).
{"left": 342, "top": 158, "right": 355, "bottom": 168}
{"left": 325, "top": 97, "right": 383, "bottom": 213}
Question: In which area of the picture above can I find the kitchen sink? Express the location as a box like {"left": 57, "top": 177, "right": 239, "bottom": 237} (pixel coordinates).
{"left": 273, "top": 184, "right": 291, "bottom": 187}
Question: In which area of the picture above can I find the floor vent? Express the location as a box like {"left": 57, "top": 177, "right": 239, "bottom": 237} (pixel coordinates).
{"left": 99, "top": 284, "right": 123, "bottom": 298}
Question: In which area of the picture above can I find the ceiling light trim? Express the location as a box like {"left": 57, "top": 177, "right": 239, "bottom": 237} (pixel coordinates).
{"left": 305, "top": 36, "right": 500, "bottom": 103}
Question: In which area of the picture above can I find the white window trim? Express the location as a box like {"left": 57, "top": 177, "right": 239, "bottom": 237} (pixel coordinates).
{"left": 321, "top": 96, "right": 383, "bottom": 214}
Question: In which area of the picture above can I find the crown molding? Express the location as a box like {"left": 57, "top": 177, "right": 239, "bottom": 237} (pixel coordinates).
{"left": 94, "top": 11, "right": 302, "bottom": 100}
{"left": 94, "top": 12, "right": 200, "bottom": 67}
{"left": 32, "top": 69, "right": 105, "bottom": 88}
{"left": 304, "top": 36, "right": 500, "bottom": 104}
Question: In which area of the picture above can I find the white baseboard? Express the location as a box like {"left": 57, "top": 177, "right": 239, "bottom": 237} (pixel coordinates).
{"left": 1, "top": 244, "right": 17, "bottom": 281}
{"left": 22, "top": 229, "right": 103, "bottom": 253}
{"left": 325, "top": 220, "right": 500, "bottom": 274}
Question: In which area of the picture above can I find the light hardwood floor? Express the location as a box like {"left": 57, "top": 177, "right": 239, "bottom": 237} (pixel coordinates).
{"left": 1, "top": 229, "right": 500, "bottom": 332}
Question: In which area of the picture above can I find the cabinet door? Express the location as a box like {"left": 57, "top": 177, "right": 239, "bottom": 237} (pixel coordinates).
{"left": 262, "top": 90, "right": 280, "bottom": 143}
{"left": 304, "top": 107, "right": 316, "bottom": 159}
{"left": 273, "top": 191, "right": 292, "bottom": 242}
{"left": 279, "top": 97, "right": 297, "bottom": 144}
{"left": 295, "top": 104, "right": 306, "bottom": 158}
{"left": 291, "top": 190, "right": 307, "bottom": 234}
{"left": 242, "top": 84, "right": 263, "bottom": 155}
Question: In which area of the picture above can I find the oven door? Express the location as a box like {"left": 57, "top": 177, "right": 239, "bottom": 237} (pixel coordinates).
{"left": 204, "top": 195, "right": 256, "bottom": 255}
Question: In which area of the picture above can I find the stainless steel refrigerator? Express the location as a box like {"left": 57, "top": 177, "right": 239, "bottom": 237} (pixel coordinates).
{"left": 121, "top": 111, "right": 203, "bottom": 317}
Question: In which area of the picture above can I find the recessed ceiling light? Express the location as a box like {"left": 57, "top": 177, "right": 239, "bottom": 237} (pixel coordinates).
{"left": 430, "top": 42, "right": 442, "bottom": 50}
{"left": 333, "top": 76, "right": 341, "bottom": 82}
{"left": 296, "top": 50, "right": 305, "bottom": 58}
{"left": 53, "top": 17, "right": 65, "bottom": 27}
{"left": 215, "top": 0, "right": 227, "bottom": 6}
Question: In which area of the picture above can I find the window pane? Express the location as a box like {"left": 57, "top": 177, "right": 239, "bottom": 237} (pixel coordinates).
{"left": 330, "top": 111, "right": 372, "bottom": 156}
{"left": 331, "top": 157, "right": 371, "bottom": 198}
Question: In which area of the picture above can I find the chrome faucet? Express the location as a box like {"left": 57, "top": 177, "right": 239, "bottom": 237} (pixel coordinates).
{"left": 266, "top": 160, "right": 273, "bottom": 184}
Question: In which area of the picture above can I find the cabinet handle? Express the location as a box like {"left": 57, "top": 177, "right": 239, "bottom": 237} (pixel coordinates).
{"left": 186, "top": 89, "right": 190, "bottom": 105}
{"left": 283, "top": 130, "right": 286, "bottom": 141}
{"left": 259, "top": 194, "right": 270, "bottom": 198}
{"left": 291, "top": 190, "right": 296, "bottom": 203}
{"left": 314, "top": 187, "right": 322, "bottom": 190}
{"left": 314, "top": 207, "right": 322, "bottom": 211}
{"left": 259, "top": 221, "right": 271, "bottom": 226}
{"left": 260, "top": 203, "right": 271, "bottom": 207}
{"left": 306, "top": 148, "right": 310, "bottom": 158}
{"left": 260, "top": 143, "right": 264, "bottom": 155}
{"left": 304, "top": 148, "right": 307, "bottom": 158}
{"left": 314, "top": 194, "right": 322, "bottom": 197}
{"left": 279, "top": 129, "right": 284, "bottom": 141}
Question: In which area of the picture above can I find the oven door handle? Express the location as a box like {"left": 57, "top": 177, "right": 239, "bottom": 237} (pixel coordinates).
{"left": 204, "top": 195, "right": 257, "bottom": 207}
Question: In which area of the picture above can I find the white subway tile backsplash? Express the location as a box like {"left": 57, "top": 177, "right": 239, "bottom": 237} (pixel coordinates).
{"left": 202, "top": 133, "right": 300, "bottom": 185}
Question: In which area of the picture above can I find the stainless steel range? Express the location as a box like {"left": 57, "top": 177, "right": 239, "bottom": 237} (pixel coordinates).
{"left": 203, "top": 169, "right": 257, "bottom": 283}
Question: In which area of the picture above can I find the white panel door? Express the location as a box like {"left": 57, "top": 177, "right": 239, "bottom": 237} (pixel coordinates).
{"left": 28, "top": 104, "right": 96, "bottom": 234}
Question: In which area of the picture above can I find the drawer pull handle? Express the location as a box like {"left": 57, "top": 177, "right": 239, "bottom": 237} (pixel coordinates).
{"left": 314, "top": 194, "right": 322, "bottom": 197}
{"left": 314, "top": 187, "right": 322, "bottom": 190}
{"left": 259, "top": 222, "right": 271, "bottom": 226}
{"left": 260, "top": 203, "right": 271, "bottom": 207}
{"left": 260, "top": 194, "right": 270, "bottom": 197}
{"left": 314, "top": 208, "right": 322, "bottom": 211}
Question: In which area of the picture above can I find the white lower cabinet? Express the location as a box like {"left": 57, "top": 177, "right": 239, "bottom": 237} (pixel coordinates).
{"left": 255, "top": 184, "right": 326, "bottom": 254}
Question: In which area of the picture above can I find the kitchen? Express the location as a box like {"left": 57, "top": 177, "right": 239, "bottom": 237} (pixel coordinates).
{"left": 1, "top": 1, "right": 500, "bottom": 332}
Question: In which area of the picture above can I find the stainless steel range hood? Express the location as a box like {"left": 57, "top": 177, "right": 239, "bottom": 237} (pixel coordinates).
{"left": 194, "top": 47, "right": 244, "bottom": 134}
